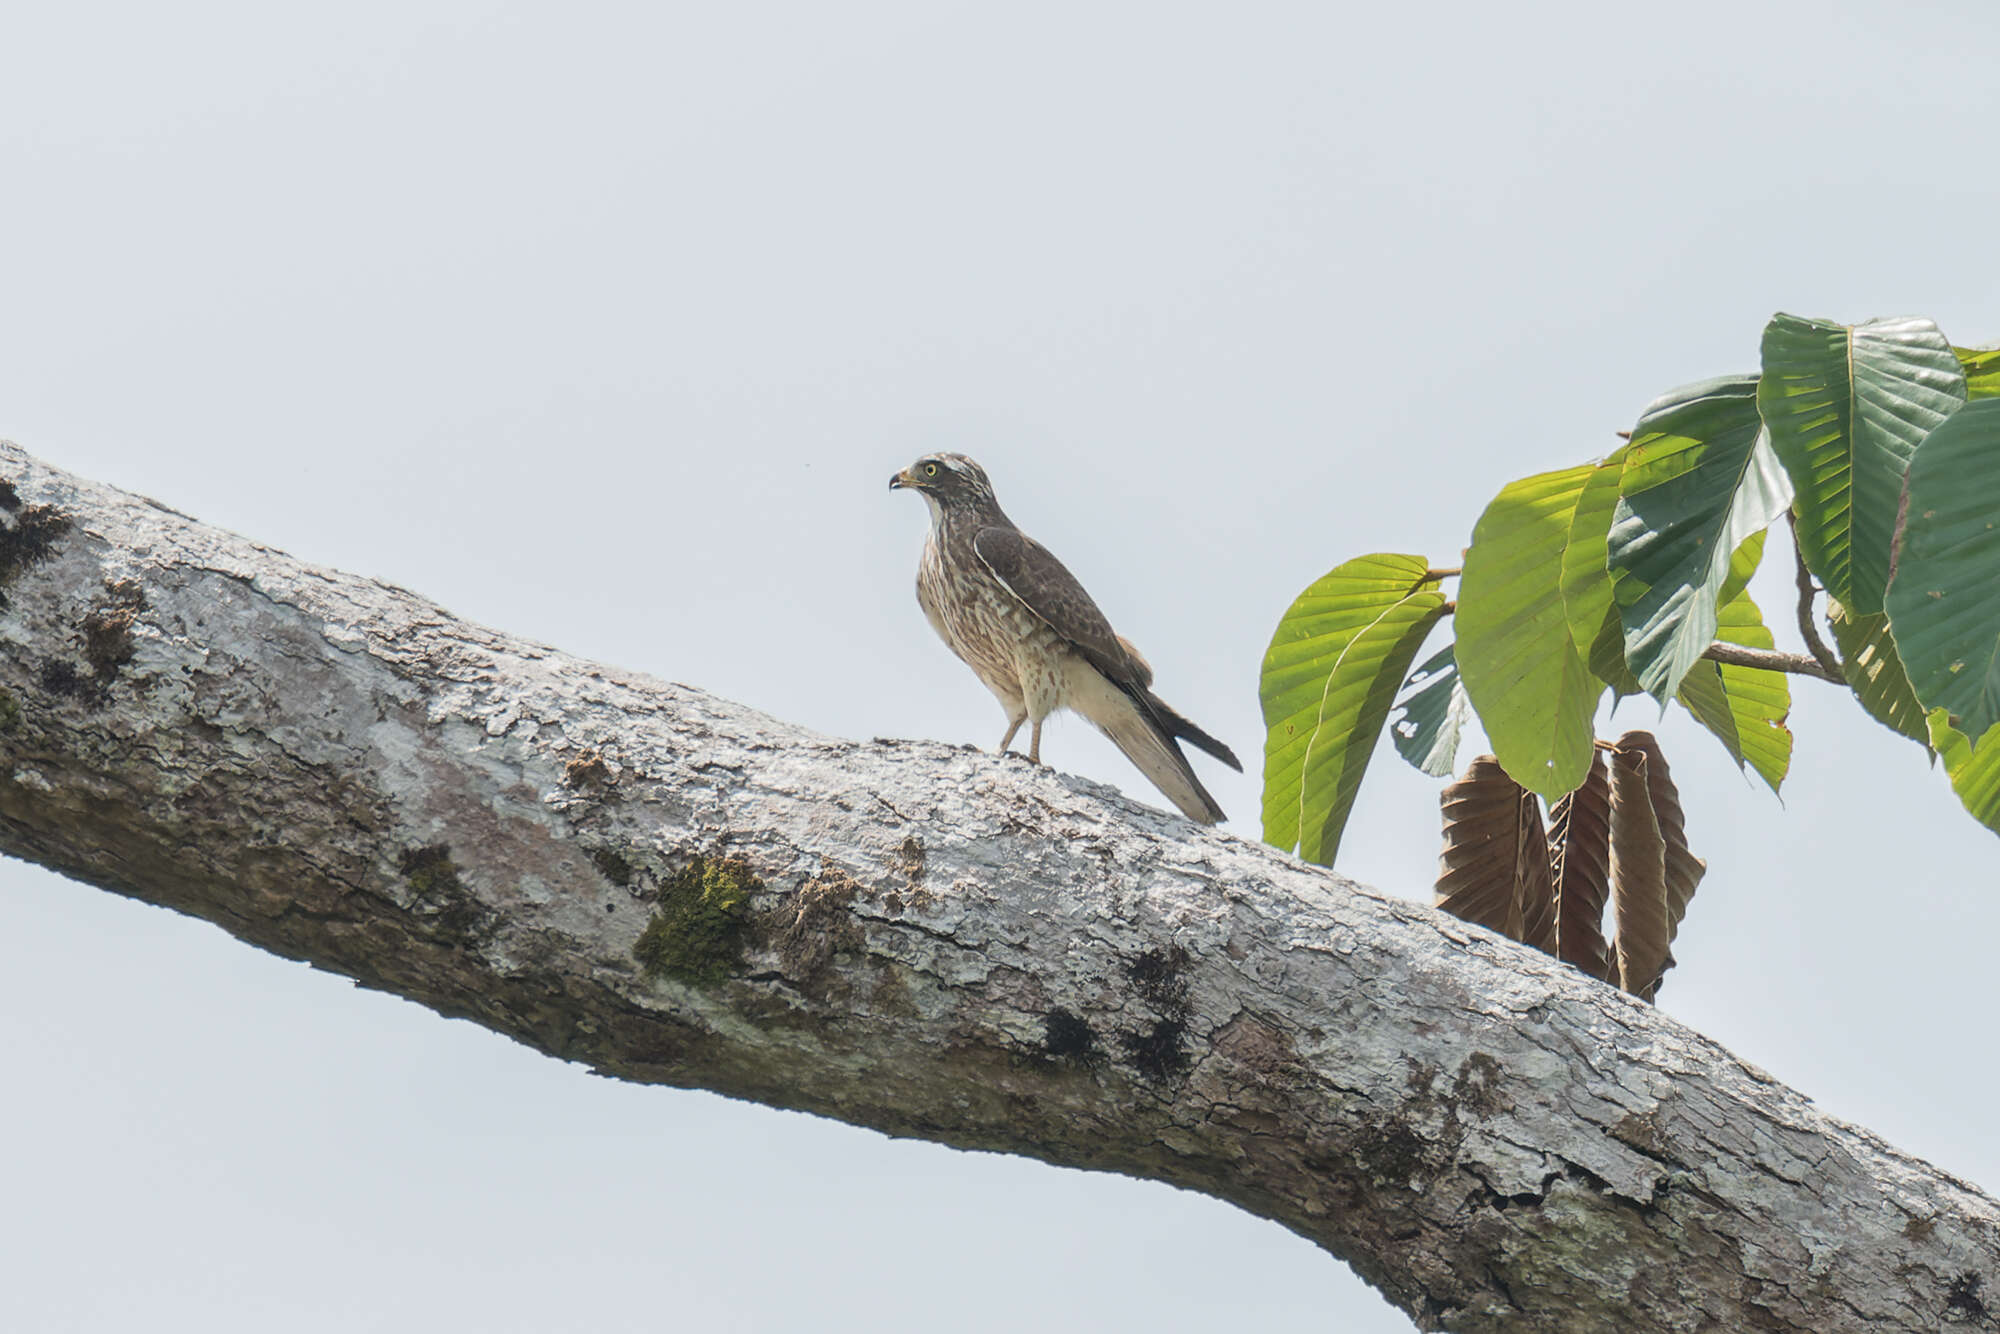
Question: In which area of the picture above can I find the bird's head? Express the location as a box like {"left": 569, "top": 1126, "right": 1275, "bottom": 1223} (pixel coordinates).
{"left": 888, "top": 453, "right": 998, "bottom": 515}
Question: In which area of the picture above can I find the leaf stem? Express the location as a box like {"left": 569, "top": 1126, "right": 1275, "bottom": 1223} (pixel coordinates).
{"left": 1787, "top": 511, "right": 1844, "bottom": 681}
{"left": 1699, "top": 641, "right": 1841, "bottom": 683}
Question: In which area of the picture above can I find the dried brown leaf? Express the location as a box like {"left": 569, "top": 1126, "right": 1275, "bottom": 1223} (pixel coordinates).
{"left": 1613, "top": 730, "right": 1707, "bottom": 1001}
{"left": 1517, "top": 796, "right": 1557, "bottom": 957}
{"left": 1436, "top": 754, "right": 1550, "bottom": 946}
{"left": 1548, "top": 747, "right": 1613, "bottom": 981}
{"left": 1608, "top": 742, "right": 1668, "bottom": 1002}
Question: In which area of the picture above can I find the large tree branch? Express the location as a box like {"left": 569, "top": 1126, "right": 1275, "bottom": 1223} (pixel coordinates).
{"left": 0, "top": 441, "right": 1993, "bottom": 1333}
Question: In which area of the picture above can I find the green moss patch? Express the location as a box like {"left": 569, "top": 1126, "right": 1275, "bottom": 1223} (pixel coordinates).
{"left": 633, "top": 855, "right": 760, "bottom": 987}
{"left": 0, "top": 689, "right": 19, "bottom": 733}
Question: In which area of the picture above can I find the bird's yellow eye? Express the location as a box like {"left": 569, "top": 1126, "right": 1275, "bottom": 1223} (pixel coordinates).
{"left": 924, "top": 462, "right": 938, "bottom": 477}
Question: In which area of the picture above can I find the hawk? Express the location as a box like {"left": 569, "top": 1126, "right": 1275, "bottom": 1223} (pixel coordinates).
{"left": 889, "top": 453, "right": 1241, "bottom": 823}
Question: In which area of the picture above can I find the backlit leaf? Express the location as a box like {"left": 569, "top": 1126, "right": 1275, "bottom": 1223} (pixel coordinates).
{"left": 1261, "top": 554, "right": 1448, "bottom": 865}
{"left": 1959, "top": 345, "right": 2000, "bottom": 401}
{"left": 1457, "top": 465, "right": 1602, "bottom": 799}
{"left": 1927, "top": 709, "right": 2000, "bottom": 837}
{"left": 1827, "top": 601, "right": 1930, "bottom": 748}
{"left": 1717, "top": 528, "right": 1766, "bottom": 609}
{"left": 1883, "top": 399, "right": 2000, "bottom": 744}
{"left": 1675, "top": 569, "right": 1791, "bottom": 794}
{"left": 1560, "top": 448, "right": 1638, "bottom": 697}
{"left": 1760, "top": 314, "right": 1966, "bottom": 616}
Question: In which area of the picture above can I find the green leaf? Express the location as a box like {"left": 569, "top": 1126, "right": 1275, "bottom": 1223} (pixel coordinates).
{"left": 1559, "top": 448, "right": 1627, "bottom": 650}
{"left": 1717, "top": 528, "right": 1766, "bottom": 609}
{"left": 1883, "top": 398, "right": 2000, "bottom": 742}
{"left": 1391, "top": 643, "right": 1471, "bottom": 778}
{"left": 1675, "top": 577, "right": 1791, "bottom": 794}
{"left": 1926, "top": 709, "right": 2000, "bottom": 836}
{"left": 1607, "top": 375, "right": 1791, "bottom": 701}
{"left": 1260, "top": 554, "right": 1448, "bottom": 864}
{"left": 1560, "top": 448, "right": 1640, "bottom": 697}
{"left": 1759, "top": 314, "right": 1967, "bottom": 616}
{"left": 1584, "top": 612, "right": 1643, "bottom": 699}
{"left": 1959, "top": 346, "right": 2000, "bottom": 401}
{"left": 1457, "top": 465, "right": 1602, "bottom": 799}
{"left": 1827, "top": 600, "right": 1930, "bottom": 748}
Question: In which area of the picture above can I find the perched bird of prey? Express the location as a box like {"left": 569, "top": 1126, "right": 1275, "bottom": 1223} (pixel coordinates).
{"left": 889, "top": 453, "right": 1241, "bottom": 823}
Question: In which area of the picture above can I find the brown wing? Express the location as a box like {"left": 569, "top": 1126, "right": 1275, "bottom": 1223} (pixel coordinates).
{"left": 972, "top": 525, "right": 1145, "bottom": 687}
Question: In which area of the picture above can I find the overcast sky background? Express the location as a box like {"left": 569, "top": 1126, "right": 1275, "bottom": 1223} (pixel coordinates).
{"left": 4, "top": 3, "right": 2000, "bottom": 1330}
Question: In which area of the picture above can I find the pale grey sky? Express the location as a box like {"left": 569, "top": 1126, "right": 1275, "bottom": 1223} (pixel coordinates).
{"left": 3, "top": 3, "right": 1998, "bottom": 1330}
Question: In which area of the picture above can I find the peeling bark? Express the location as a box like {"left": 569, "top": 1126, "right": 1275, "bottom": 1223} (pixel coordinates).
{"left": 1, "top": 440, "right": 1995, "bottom": 1332}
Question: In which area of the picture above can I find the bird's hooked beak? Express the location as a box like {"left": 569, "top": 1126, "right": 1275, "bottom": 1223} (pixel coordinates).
{"left": 888, "top": 467, "right": 919, "bottom": 491}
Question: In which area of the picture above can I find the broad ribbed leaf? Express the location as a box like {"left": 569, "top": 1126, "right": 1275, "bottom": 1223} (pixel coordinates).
{"left": 1827, "top": 600, "right": 1930, "bottom": 748}
{"left": 1959, "top": 346, "right": 2000, "bottom": 401}
{"left": 1391, "top": 643, "right": 1471, "bottom": 778}
{"left": 1607, "top": 744, "right": 1667, "bottom": 1002}
{"left": 1884, "top": 399, "right": 2000, "bottom": 744}
{"left": 1614, "top": 731, "right": 1705, "bottom": 1002}
{"left": 1608, "top": 376, "right": 1792, "bottom": 701}
{"left": 1562, "top": 451, "right": 1644, "bottom": 698}
{"left": 1435, "top": 755, "right": 1551, "bottom": 946}
{"left": 1717, "top": 528, "right": 1766, "bottom": 609}
{"left": 1457, "top": 465, "right": 1602, "bottom": 798}
{"left": 1675, "top": 577, "right": 1791, "bottom": 794}
{"left": 1548, "top": 748, "right": 1613, "bottom": 981}
{"left": 1585, "top": 608, "right": 1642, "bottom": 698}
{"left": 1927, "top": 710, "right": 2000, "bottom": 836}
{"left": 1261, "top": 554, "right": 1447, "bottom": 864}
{"left": 1760, "top": 314, "right": 1967, "bottom": 616}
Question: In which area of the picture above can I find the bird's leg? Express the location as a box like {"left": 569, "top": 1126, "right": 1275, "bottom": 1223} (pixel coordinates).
{"left": 997, "top": 713, "right": 1026, "bottom": 755}
{"left": 1029, "top": 718, "right": 1043, "bottom": 765}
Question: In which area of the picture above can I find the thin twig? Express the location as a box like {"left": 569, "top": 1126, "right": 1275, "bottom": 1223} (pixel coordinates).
{"left": 1787, "top": 511, "right": 1844, "bottom": 680}
{"left": 1427, "top": 566, "right": 1462, "bottom": 579}
{"left": 1700, "top": 640, "right": 1841, "bottom": 683}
